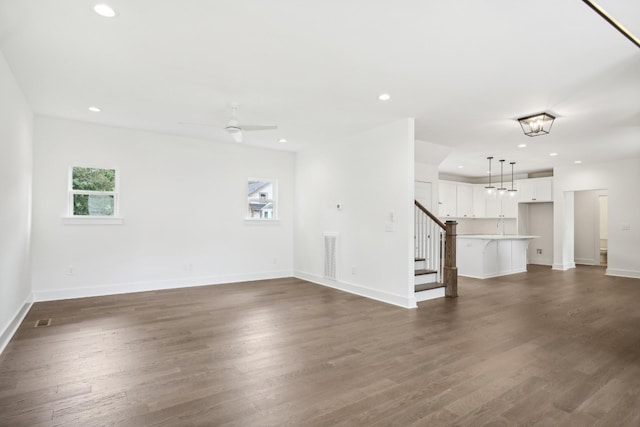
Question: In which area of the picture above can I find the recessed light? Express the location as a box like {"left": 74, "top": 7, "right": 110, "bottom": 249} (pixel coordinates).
{"left": 574, "top": 160, "right": 582, "bottom": 164}
{"left": 94, "top": 4, "right": 117, "bottom": 18}
{"left": 517, "top": 143, "right": 527, "bottom": 148}
{"left": 378, "top": 93, "right": 391, "bottom": 101}
{"left": 550, "top": 152, "right": 558, "bottom": 156}
{"left": 278, "top": 138, "right": 287, "bottom": 143}
{"left": 457, "top": 165, "right": 464, "bottom": 169}
{"left": 88, "top": 106, "right": 101, "bottom": 112}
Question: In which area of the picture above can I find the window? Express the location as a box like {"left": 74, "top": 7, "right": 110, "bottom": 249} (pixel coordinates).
{"left": 247, "top": 179, "right": 277, "bottom": 220}
{"left": 69, "top": 166, "right": 118, "bottom": 217}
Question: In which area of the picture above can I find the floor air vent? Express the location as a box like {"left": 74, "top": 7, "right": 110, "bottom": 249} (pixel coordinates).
{"left": 324, "top": 233, "right": 338, "bottom": 280}
{"left": 34, "top": 319, "right": 52, "bottom": 328}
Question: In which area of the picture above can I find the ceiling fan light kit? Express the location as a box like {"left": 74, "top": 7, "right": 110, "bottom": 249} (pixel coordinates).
{"left": 518, "top": 112, "right": 555, "bottom": 137}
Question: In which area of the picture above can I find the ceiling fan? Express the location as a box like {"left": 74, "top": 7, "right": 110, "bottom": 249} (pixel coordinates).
{"left": 180, "top": 104, "right": 278, "bottom": 143}
{"left": 224, "top": 104, "right": 278, "bottom": 143}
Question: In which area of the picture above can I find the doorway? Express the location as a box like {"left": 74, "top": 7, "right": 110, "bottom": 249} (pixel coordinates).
{"left": 574, "top": 190, "right": 608, "bottom": 266}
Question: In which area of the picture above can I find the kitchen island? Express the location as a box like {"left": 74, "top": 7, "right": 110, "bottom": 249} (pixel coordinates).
{"left": 457, "top": 235, "right": 538, "bottom": 279}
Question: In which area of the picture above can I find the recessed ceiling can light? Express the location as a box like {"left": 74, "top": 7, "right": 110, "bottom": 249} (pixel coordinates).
{"left": 94, "top": 4, "right": 117, "bottom": 18}
{"left": 457, "top": 165, "right": 464, "bottom": 169}
{"left": 378, "top": 93, "right": 391, "bottom": 101}
{"left": 574, "top": 160, "right": 582, "bottom": 164}
{"left": 550, "top": 152, "right": 558, "bottom": 156}
{"left": 517, "top": 143, "right": 527, "bottom": 148}
{"left": 278, "top": 138, "right": 287, "bottom": 143}
{"left": 88, "top": 106, "right": 101, "bottom": 112}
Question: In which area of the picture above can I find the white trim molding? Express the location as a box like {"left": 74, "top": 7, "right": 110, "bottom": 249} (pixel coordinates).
{"left": 33, "top": 270, "right": 293, "bottom": 302}
{"left": 0, "top": 293, "right": 33, "bottom": 355}
{"left": 294, "top": 270, "right": 415, "bottom": 308}
{"left": 606, "top": 268, "right": 640, "bottom": 280}
{"left": 553, "top": 262, "right": 576, "bottom": 271}
{"left": 62, "top": 216, "right": 124, "bottom": 225}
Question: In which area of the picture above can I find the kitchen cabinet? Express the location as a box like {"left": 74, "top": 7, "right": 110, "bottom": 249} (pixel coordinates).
{"left": 456, "top": 184, "right": 473, "bottom": 218}
{"left": 457, "top": 235, "right": 538, "bottom": 278}
{"left": 473, "top": 186, "right": 487, "bottom": 218}
{"left": 439, "top": 181, "right": 457, "bottom": 218}
{"left": 517, "top": 177, "right": 553, "bottom": 202}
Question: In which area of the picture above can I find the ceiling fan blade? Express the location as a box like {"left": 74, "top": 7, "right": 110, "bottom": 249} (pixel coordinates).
{"left": 228, "top": 129, "right": 243, "bottom": 142}
{"left": 178, "top": 121, "right": 217, "bottom": 128}
{"left": 241, "top": 125, "right": 278, "bottom": 131}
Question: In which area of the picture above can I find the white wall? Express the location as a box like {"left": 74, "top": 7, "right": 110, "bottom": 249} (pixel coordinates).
{"left": 554, "top": 158, "right": 640, "bottom": 278}
{"left": 0, "top": 52, "right": 34, "bottom": 352}
{"left": 295, "top": 119, "right": 415, "bottom": 307}
{"left": 31, "top": 117, "right": 294, "bottom": 300}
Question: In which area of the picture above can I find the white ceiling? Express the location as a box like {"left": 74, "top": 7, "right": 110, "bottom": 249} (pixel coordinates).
{"left": 1, "top": 0, "right": 638, "bottom": 177}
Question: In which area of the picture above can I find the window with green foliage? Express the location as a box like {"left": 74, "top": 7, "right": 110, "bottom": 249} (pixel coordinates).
{"left": 69, "top": 167, "right": 118, "bottom": 216}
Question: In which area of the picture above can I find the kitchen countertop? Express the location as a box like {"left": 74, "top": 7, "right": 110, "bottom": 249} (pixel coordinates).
{"left": 457, "top": 234, "right": 539, "bottom": 240}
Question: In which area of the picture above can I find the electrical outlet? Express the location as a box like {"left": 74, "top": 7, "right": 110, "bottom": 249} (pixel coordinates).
{"left": 65, "top": 266, "right": 73, "bottom": 276}
{"left": 537, "top": 249, "right": 542, "bottom": 255}
{"left": 351, "top": 265, "right": 357, "bottom": 275}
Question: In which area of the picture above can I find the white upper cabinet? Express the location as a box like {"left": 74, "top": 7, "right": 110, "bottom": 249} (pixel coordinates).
{"left": 472, "top": 186, "right": 486, "bottom": 218}
{"left": 456, "top": 184, "right": 473, "bottom": 218}
{"left": 501, "top": 193, "right": 518, "bottom": 217}
{"left": 516, "top": 177, "right": 553, "bottom": 202}
{"left": 439, "top": 181, "right": 457, "bottom": 218}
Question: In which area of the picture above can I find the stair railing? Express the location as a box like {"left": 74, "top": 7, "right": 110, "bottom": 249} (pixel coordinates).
{"left": 414, "top": 200, "right": 458, "bottom": 297}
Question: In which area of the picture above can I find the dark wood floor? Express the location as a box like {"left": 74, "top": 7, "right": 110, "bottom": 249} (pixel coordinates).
{"left": 1, "top": 265, "right": 640, "bottom": 426}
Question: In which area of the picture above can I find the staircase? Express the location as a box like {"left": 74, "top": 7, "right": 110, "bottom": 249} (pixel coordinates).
{"left": 414, "top": 200, "right": 458, "bottom": 302}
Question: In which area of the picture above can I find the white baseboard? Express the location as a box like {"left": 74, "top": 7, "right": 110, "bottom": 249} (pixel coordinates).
{"left": 0, "top": 292, "right": 34, "bottom": 356}
{"left": 606, "top": 268, "right": 640, "bottom": 280}
{"left": 32, "top": 270, "right": 293, "bottom": 302}
{"left": 528, "top": 258, "right": 553, "bottom": 266}
{"left": 553, "top": 262, "right": 576, "bottom": 271}
{"left": 574, "top": 258, "right": 597, "bottom": 266}
{"left": 459, "top": 268, "right": 527, "bottom": 280}
{"left": 294, "top": 271, "right": 414, "bottom": 308}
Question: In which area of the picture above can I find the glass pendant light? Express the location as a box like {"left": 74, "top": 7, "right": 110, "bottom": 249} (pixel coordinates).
{"left": 508, "top": 162, "right": 518, "bottom": 197}
{"left": 498, "top": 160, "right": 507, "bottom": 195}
{"left": 485, "top": 157, "right": 495, "bottom": 194}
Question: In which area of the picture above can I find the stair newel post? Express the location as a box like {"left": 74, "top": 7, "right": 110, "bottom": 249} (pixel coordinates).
{"left": 444, "top": 220, "right": 458, "bottom": 298}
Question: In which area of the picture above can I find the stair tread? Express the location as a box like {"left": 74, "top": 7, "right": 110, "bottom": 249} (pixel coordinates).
{"left": 415, "top": 282, "right": 445, "bottom": 292}
{"left": 414, "top": 269, "right": 438, "bottom": 276}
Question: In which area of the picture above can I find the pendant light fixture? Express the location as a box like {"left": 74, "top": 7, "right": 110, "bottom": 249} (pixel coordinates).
{"left": 498, "top": 160, "right": 507, "bottom": 195}
{"left": 485, "top": 157, "right": 495, "bottom": 194}
{"left": 508, "top": 162, "right": 518, "bottom": 197}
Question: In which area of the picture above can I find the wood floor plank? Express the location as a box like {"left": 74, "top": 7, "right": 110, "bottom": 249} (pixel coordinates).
{"left": 1, "top": 266, "right": 640, "bottom": 425}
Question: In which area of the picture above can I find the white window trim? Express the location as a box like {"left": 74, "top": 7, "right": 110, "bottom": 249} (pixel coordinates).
{"left": 62, "top": 216, "right": 124, "bottom": 225}
{"left": 64, "top": 166, "right": 123, "bottom": 224}
{"left": 246, "top": 177, "right": 278, "bottom": 221}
